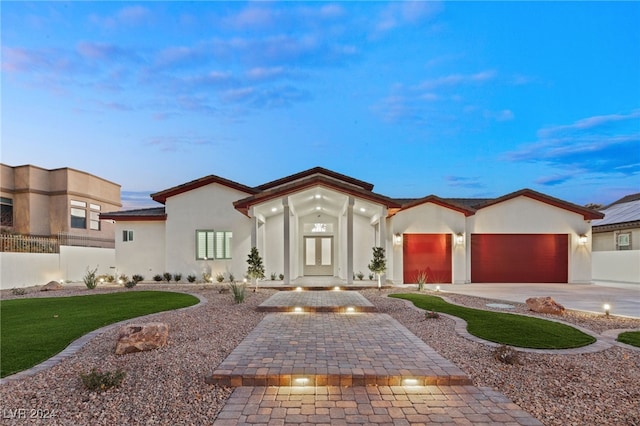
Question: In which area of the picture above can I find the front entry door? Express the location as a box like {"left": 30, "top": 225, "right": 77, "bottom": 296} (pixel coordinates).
{"left": 304, "top": 236, "right": 333, "bottom": 276}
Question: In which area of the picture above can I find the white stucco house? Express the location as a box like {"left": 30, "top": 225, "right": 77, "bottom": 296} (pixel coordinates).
{"left": 101, "top": 167, "right": 603, "bottom": 285}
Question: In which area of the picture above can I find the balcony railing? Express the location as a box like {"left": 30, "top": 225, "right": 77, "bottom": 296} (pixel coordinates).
{"left": 0, "top": 232, "right": 115, "bottom": 253}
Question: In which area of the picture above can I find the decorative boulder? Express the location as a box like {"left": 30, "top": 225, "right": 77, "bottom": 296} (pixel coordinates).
{"left": 525, "top": 297, "right": 566, "bottom": 315}
{"left": 115, "top": 323, "right": 169, "bottom": 355}
{"left": 41, "top": 281, "right": 63, "bottom": 291}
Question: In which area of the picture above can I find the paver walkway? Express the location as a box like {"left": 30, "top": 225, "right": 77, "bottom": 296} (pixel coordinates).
{"left": 210, "top": 290, "right": 543, "bottom": 425}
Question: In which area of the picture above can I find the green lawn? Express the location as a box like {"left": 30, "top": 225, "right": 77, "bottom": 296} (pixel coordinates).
{"left": 617, "top": 331, "right": 640, "bottom": 347}
{"left": 1, "top": 291, "right": 199, "bottom": 378}
{"left": 390, "top": 293, "right": 596, "bottom": 349}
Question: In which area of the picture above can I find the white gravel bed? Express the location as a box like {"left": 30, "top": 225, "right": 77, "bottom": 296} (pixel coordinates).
{"left": 0, "top": 284, "right": 274, "bottom": 425}
{"left": 363, "top": 289, "right": 640, "bottom": 426}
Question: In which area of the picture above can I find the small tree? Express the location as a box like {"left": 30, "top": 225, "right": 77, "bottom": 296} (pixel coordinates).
{"left": 368, "top": 247, "right": 386, "bottom": 290}
{"left": 246, "top": 247, "right": 265, "bottom": 292}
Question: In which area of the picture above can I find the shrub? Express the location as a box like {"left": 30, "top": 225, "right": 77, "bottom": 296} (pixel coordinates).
{"left": 187, "top": 274, "right": 196, "bottom": 283}
{"left": 368, "top": 273, "right": 374, "bottom": 280}
{"left": 216, "top": 273, "right": 225, "bottom": 283}
{"left": 118, "top": 274, "right": 129, "bottom": 283}
{"left": 270, "top": 273, "right": 277, "bottom": 280}
{"left": 153, "top": 274, "right": 163, "bottom": 282}
{"left": 278, "top": 273, "right": 284, "bottom": 280}
{"left": 11, "top": 287, "right": 27, "bottom": 295}
{"left": 124, "top": 281, "right": 136, "bottom": 289}
{"left": 425, "top": 311, "right": 440, "bottom": 319}
{"left": 229, "top": 281, "right": 246, "bottom": 304}
{"left": 202, "top": 272, "right": 212, "bottom": 283}
{"left": 173, "top": 273, "right": 182, "bottom": 282}
{"left": 163, "top": 272, "right": 172, "bottom": 282}
{"left": 132, "top": 274, "right": 144, "bottom": 283}
{"left": 228, "top": 273, "right": 235, "bottom": 283}
{"left": 493, "top": 345, "right": 521, "bottom": 365}
{"left": 356, "top": 271, "right": 364, "bottom": 281}
{"left": 81, "top": 368, "right": 126, "bottom": 392}
{"left": 416, "top": 270, "right": 428, "bottom": 291}
{"left": 84, "top": 267, "right": 99, "bottom": 289}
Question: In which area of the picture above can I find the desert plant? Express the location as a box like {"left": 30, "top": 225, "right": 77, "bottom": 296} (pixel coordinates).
{"left": 124, "top": 281, "right": 136, "bottom": 289}
{"left": 153, "top": 274, "right": 163, "bottom": 282}
{"left": 228, "top": 273, "right": 235, "bottom": 283}
{"left": 278, "top": 273, "right": 284, "bottom": 280}
{"left": 11, "top": 288, "right": 27, "bottom": 295}
{"left": 83, "top": 266, "right": 99, "bottom": 289}
{"left": 118, "top": 274, "right": 129, "bottom": 283}
{"left": 229, "top": 281, "right": 246, "bottom": 303}
{"left": 416, "top": 270, "right": 428, "bottom": 291}
{"left": 246, "top": 247, "right": 265, "bottom": 292}
{"left": 80, "top": 368, "right": 126, "bottom": 392}
{"left": 368, "top": 247, "right": 387, "bottom": 290}
{"left": 202, "top": 272, "right": 212, "bottom": 283}
{"left": 131, "top": 274, "right": 144, "bottom": 283}
{"left": 187, "top": 274, "right": 196, "bottom": 283}
{"left": 368, "top": 273, "right": 374, "bottom": 280}
{"left": 216, "top": 273, "right": 225, "bottom": 283}
{"left": 356, "top": 271, "right": 364, "bottom": 280}
{"left": 493, "top": 345, "right": 521, "bottom": 365}
{"left": 173, "top": 273, "right": 182, "bottom": 282}
{"left": 270, "top": 272, "right": 277, "bottom": 280}
{"left": 163, "top": 272, "right": 172, "bottom": 282}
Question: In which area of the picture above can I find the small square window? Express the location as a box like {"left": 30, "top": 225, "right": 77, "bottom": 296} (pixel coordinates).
{"left": 71, "top": 207, "right": 87, "bottom": 229}
{"left": 616, "top": 232, "right": 631, "bottom": 250}
{"left": 123, "top": 230, "right": 134, "bottom": 242}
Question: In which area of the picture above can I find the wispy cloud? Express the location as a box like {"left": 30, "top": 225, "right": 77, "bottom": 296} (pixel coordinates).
{"left": 89, "top": 5, "right": 152, "bottom": 29}
{"left": 444, "top": 176, "right": 485, "bottom": 189}
{"left": 146, "top": 135, "right": 221, "bottom": 152}
{"left": 121, "top": 191, "right": 161, "bottom": 210}
{"left": 504, "top": 110, "right": 640, "bottom": 184}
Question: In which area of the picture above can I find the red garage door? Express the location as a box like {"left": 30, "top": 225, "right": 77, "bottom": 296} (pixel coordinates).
{"left": 471, "top": 234, "right": 568, "bottom": 283}
{"left": 403, "top": 234, "right": 452, "bottom": 283}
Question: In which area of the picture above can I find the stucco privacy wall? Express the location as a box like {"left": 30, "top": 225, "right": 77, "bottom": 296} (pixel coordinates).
{"left": 390, "top": 203, "right": 467, "bottom": 284}
{"left": 468, "top": 196, "right": 593, "bottom": 283}
{"left": 164, "top": 183, "right": 252, "bottom": 279}
{"left": 592, "top": 250, "right": 640, "bottom": 284}
{"left": 114, "top": 221, "right": 165, "bottom": 278}
{"left": 0, "top": 247, "right": 115, "bottom": 289}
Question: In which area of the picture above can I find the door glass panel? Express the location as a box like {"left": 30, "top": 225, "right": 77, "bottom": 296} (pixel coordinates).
{"left": 321, "top": 238, "right": 331, "bottom": 265}
{"left": 306, "top": 238, "right": 316, "bottom": 265}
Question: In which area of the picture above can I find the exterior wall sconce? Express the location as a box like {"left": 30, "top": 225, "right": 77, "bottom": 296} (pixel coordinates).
{"left": 393, "top": 233, "right": 403, "bottom": 245}
{"left": 455, "top": 233, "right": 465, "bottom": 246}
{"left": 578, "top": 234, "right": 588, "bottom": 245}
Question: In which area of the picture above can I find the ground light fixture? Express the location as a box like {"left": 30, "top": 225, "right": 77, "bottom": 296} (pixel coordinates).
{"left": 333, "top": 286, "right": 341, "bottom": 291}
{"left": 603, "top": 303, "right": 611, "bottom": 316}
{"left": 346, "top": 307, "right": 355, "bottom": 313}
{"left": 436, "top": 286, "right": 441, "bottom": 292}
{"left": 402, "top": 378, "right": 419, "bottom": 386}
{"left": 294, "top": 377, "right": 309, "bottom": 386}
{"left": 293, "top": 307, "right": 303, "bottom": 313}
{"left": 295, "top": 286, "right": 303, "bottom": 292}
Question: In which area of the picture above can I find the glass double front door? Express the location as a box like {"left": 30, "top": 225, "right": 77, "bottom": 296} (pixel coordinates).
{"left": 304, "top": 236, "right": 333, "bottom": 276}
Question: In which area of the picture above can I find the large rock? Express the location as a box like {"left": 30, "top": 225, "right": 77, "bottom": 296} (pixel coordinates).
{"left": 525, "top": 297, "right": 566, "bottom": 315}
{"left": 115, "top": 323, "right": 169, "bottom": 355}
{"left": 41, "top": 281, "right": 63, "bottom": 291}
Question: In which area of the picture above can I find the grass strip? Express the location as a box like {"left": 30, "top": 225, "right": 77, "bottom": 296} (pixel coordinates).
{"left": 390, "top": 293, "right": 595, "bottom": 349}
{"left": 617, "top": 331, "right": 640, "bottom": 347}
{"left": 1, "top": 291, "right": 199, "bottom": 377}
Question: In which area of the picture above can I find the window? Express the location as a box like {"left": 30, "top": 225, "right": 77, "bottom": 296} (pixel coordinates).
{"left": 196, "top": 230, "right": 232, "bottom": 260}
{"left": 90, "top": 204, "right": 101, "bottom": 230}
{"left": 123, "top": 230, "right": 134, "bottom": 242}
{"left": 1, "top": 197, "right": 13, "bottom": 227}
{"left": 616, "top": 232, "right": 631, "bottom": 250}
{"left": 216, "top": 231, "right": 233, "bottom": 259}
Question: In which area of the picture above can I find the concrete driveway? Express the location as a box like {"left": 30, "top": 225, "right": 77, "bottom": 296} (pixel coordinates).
{"left": 421, "top": 282, "right": 640, "bottom": 318}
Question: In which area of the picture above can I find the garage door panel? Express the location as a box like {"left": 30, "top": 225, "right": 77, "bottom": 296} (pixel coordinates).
{"left": 471, "top": 234, "right": 568, "bottom": 283}
{"left": 403, "top": 234, "right": 452, "bottom": 283}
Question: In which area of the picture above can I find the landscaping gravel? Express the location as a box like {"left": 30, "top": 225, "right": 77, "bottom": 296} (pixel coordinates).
{"left": 363, "top": 289, "right": 640, "bottom": 426}
{"left": 1, "top": 284, "right": 638, "bottom": 425}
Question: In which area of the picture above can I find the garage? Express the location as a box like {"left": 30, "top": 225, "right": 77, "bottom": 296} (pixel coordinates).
{"left": 403, "top": 234, "right": 452, "bottom": 283}
{"left": 471, "top": 234, "right": 568, "bottom": 283}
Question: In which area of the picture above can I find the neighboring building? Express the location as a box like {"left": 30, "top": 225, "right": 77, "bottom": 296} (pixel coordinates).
{"left": 101, "top": 167, "right": 602, "bottom": 284}
{"left": 0, "top": 164, "right": 121, "bottom": 246}
{"left": 591, "top": 193, "right": 640, "bottom": 284}
{"left": 592, "top": 193, "right": 640, "bottom": 251}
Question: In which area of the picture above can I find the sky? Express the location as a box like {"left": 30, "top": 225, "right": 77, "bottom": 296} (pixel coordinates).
{"left": 2, "top": 1, "right": 639, "bottom": 211}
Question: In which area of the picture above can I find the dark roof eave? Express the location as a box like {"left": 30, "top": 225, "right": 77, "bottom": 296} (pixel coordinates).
{"left": 255, "top": 166, "right": 375, "bottom": 192}
{"left": 151, "top": 175, "right": 258, "bottom": 204}
{"left": 397, "top": 195, "right": 476, "bottom": 217}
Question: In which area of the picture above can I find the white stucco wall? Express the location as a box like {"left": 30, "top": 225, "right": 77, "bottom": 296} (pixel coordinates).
{"left": 265, "top": 213, "right": 284, "bottom": 278}
{"left": 592, "top": 250, "right": 640, "bottom": 284}
{"left": 114, "top": 221, "right": 165, "bottom": 279}
{"left": 390, "top": 203, "right": 467, "bottom": 284}
{"left": 164, "top": 184, "right": 252, "bottom": 281}
{"left": 468, "top": 196, "right": 593, "bottom": 283}
{"left": 1, "top": 247, "right": 115, "bottom": 289}
{"left": 353, "top": 213, "right": 375, "bottom": 279}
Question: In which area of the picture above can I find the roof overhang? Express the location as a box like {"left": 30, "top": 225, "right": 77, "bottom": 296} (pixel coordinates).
{"left": 151, "top": 175, "right": 258, "bottom": 204}
{"left": 395, "top": 195, "right": 476, "bottom": 217}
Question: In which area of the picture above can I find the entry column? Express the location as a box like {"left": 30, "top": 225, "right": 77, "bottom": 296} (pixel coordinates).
{"left": 347, "top": 197, "right": 354, "bottom": 285}
{"left": 283, "top": 197, "right": 290, "bottom": 285}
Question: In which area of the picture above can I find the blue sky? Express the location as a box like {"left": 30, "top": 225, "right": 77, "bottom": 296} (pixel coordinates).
{"left": 2, "top": 1, "right": 639, "bottom": 210}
